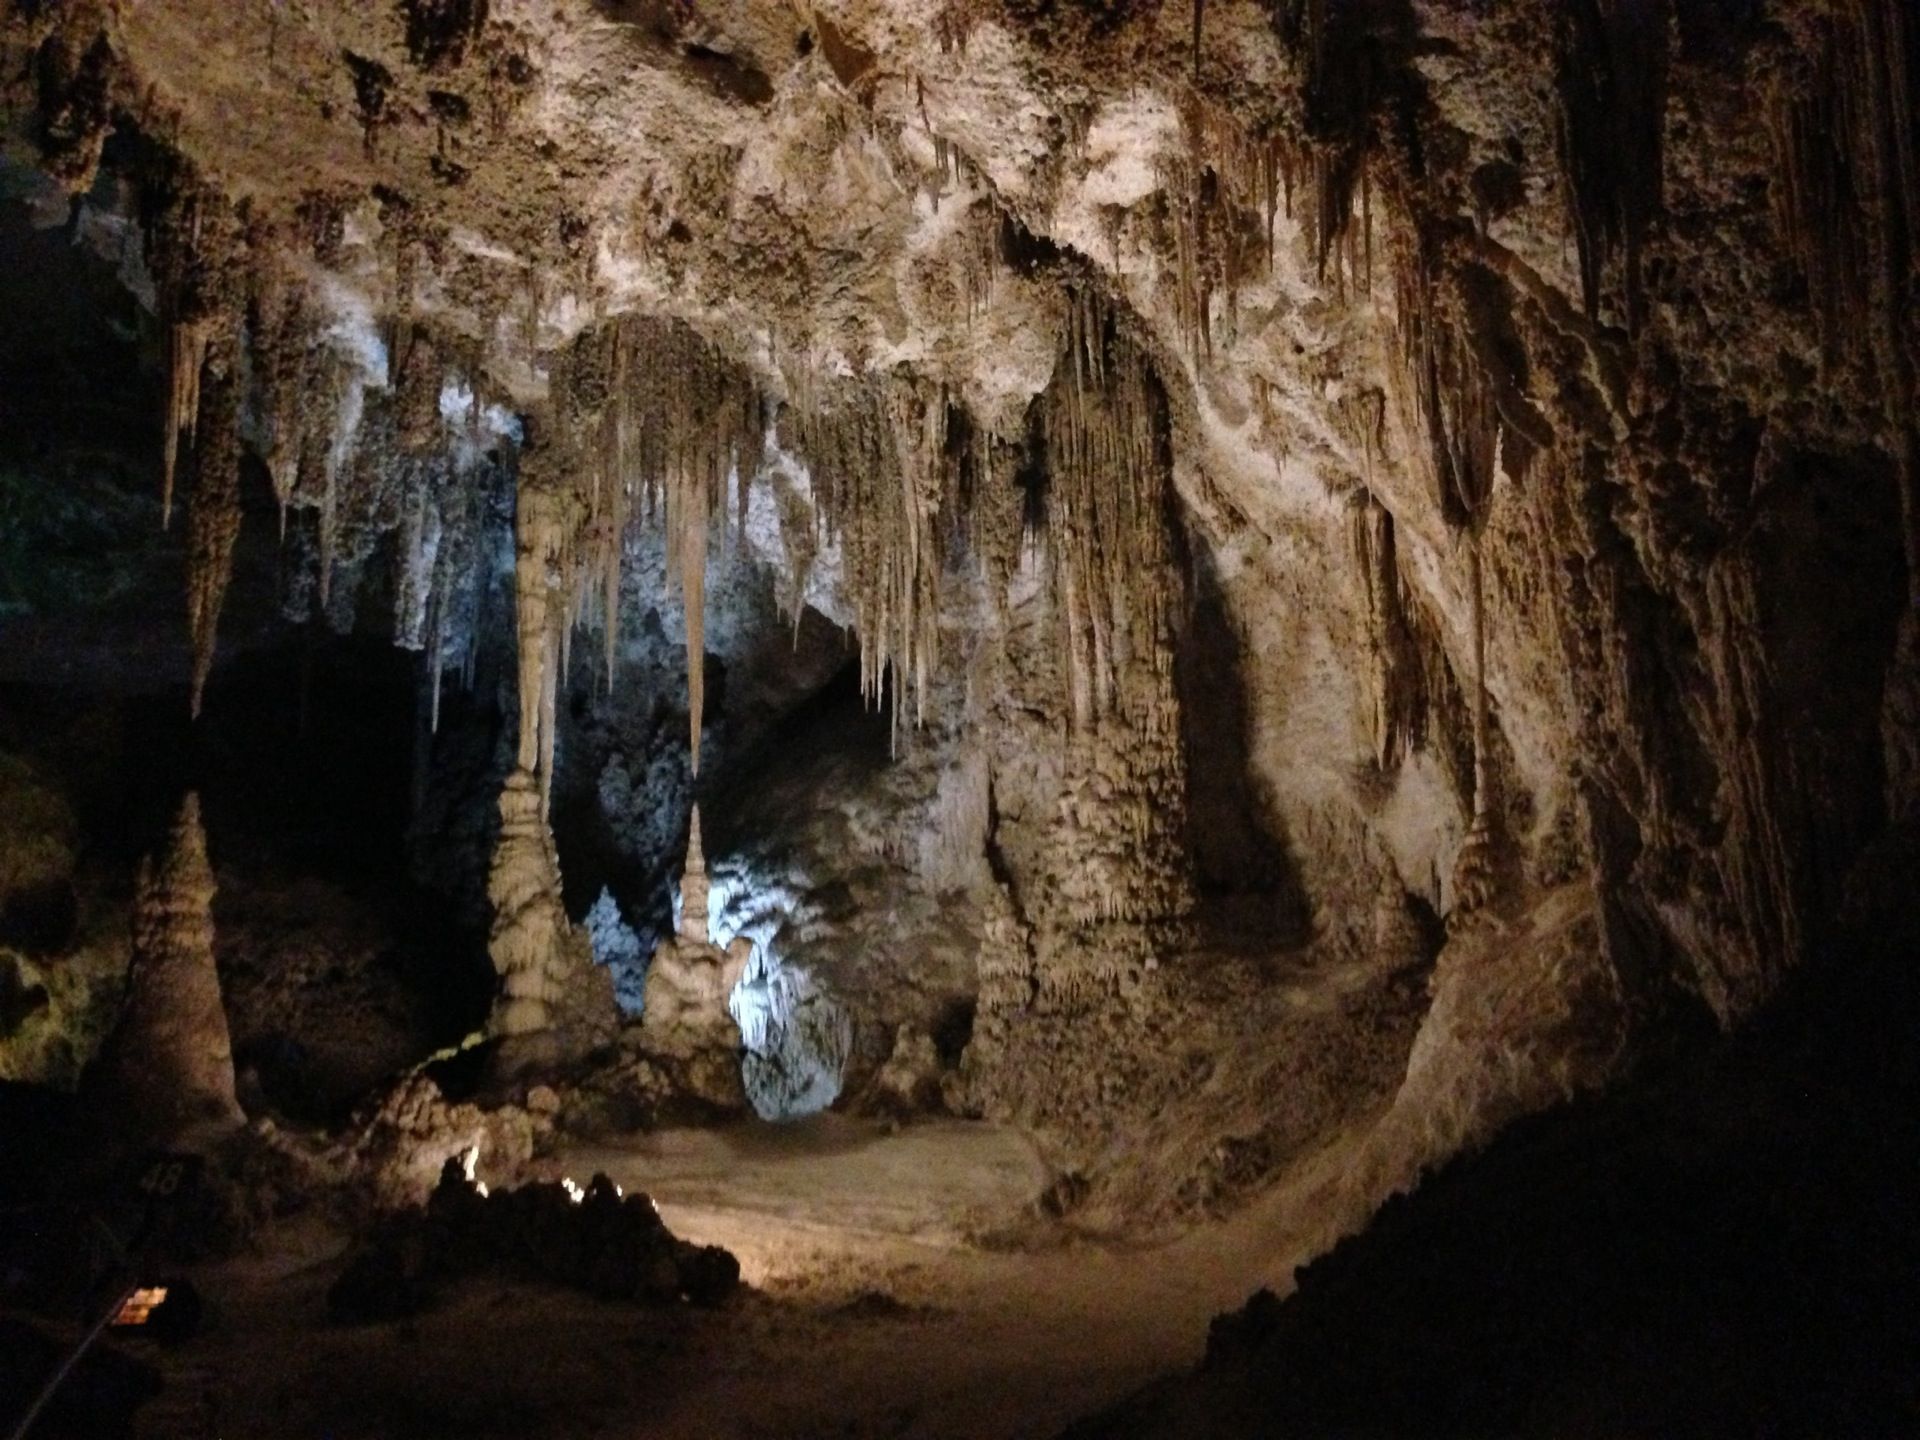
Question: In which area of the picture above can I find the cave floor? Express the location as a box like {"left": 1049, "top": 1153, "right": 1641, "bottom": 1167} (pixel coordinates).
{"left": 126, "top": 1113, "right": 1373, "bottom": 1440}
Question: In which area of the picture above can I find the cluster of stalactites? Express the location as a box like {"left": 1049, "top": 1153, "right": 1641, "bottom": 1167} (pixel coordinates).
{"left": 1550, "top": 0, "right": 1668, "bottom": 334}
{"left": 1767, "top": 0, "right": 1919, "bottom": 605}
{"left": 1026, "top": 289, "right": 1191, "bottom": 984}
{"left": 1390, "top": 233, "right": 1503, "bottom": 531}
{"left": 555, "top": 315, "right": 767, "bottom": 777}
{"left": 267, "top": 302, "right": 501, "bottom": 737}
{"left": 144, "top": 169, "right": 501, "bottom": 724}
{"left": 781, "top": 369, "right": 975, "bottom": 753}
{"left": 1041, "top": 288, "right": 1178, "bottom": 736}
{"left": 1161, "top": 96, "right": 1375, "bottom": 360}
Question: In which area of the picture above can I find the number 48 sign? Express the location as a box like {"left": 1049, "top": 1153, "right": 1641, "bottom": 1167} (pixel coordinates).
{"left": 132, "top": 1153, "right": 204, "bottom": 1205}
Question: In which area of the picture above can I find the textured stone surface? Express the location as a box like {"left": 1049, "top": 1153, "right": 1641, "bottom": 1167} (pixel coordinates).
{"left": 90, "top": 792, "right": 245, "bottom": 1142}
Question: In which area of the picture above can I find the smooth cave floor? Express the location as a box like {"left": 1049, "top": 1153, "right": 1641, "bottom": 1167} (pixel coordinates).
{"left": 119, "top": 1112, "right": 1369, "bottom": 1440}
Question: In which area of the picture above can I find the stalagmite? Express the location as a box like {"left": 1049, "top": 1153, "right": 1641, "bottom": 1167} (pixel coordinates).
{"left": 677, "top": 804, "right": 712, "bottom": 945}
{"left": 486, "top": 765, "right": 612, "bottom": 1059}
{"left": 91, "top": 793, "right": 244, "bottom": 1142}
{"left": 640, "top": 803, "right": 753, "bottom": 1108}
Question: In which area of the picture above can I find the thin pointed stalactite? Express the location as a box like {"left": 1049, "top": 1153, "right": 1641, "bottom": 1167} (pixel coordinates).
{"left": 185, "top": 326, "right": 242, "bottom": 720}
{"left": 1042, "top": 289, "right": 1174, "bottom": 735}
{"left": 1449, "top": 531, "right": 1499, "bottom": 925}
{"left": 679, "top": 484, "right": 708, "bottom": 775}
{"left": 251, "top": 258, "right": 311, "bottom": 538}
{"left": 511, "top": 468, "right": 569, "bottom": 813}
{"left": 162, "top": 320, "right": 210, "bottom": 529}
{"left": 1468, "top": 535, "right": 1490, "bottom": 816}
{"left": 1168, "top": 99, "right": 1356, "bottom": 364}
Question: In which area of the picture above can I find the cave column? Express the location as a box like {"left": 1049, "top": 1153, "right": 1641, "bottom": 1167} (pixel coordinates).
{"left": 484, "top": 436, "right": 613, "bottom": 1070}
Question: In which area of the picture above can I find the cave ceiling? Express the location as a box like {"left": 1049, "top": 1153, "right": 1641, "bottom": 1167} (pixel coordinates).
{"left": 5, "top": 0, "right": 1917, "bottom": 1034}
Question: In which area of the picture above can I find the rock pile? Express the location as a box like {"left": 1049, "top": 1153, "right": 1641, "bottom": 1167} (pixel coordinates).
{"left": 340, "top": 1072, "right": 537, "bottom": 1211}
{"left": 328, "top": 1160, "right": 740, "bottom": 1323}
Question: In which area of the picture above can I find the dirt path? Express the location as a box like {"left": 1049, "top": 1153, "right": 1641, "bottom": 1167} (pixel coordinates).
{"left": 127, "top": 1113, "right": 1378, "bottom": 1440}
{"left": 529, "top": 1113, "right": 1369, "bottom": 1439}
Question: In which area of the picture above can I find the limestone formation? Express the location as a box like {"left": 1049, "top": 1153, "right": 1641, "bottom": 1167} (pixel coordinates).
{"left": 93, "top": 794, "right": 244, "bottom": 1142}
{"left": 676, "top": 806, "right": 712, "bottom": 946}
{"left": 486, "top": 768, "right": 614, "bottom": 1069}
{"left": 634, "top": 813, "right": 752, "bottom": 1108}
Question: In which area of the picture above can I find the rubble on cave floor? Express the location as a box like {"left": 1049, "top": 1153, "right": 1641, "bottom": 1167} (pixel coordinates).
{"left": 327, "top": 1160, "right": 740, "bottom": 1323}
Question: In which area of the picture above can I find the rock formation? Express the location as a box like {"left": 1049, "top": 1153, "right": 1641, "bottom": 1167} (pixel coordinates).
{"left": 486, "top": 769, "right": 614, "bottom": 1072}
{"left": 484, "top": 425, "right": 615, "bottom": 1070}
{"left": 635, "top": 810, "right": 752, "bottom": 1108}
{"left": 91, "top": 793, "right": 244, "bottom": 1143}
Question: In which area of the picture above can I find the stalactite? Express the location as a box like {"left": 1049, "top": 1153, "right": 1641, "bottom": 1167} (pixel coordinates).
{"left": 1448, "top": 533, "right": 1500, "bottom": 926}
{"left": 553, "top": 316, "right": 765, "bottom": 768}
{"left": 784, "top": 371, "right": 952, "bottom": 750}
{"left": 185, "top": 327, "right": 243, "bottom": 719}
{"left": 425, "top": 417, "right": 505, "bottom": 731}
{"left": 1260, "top": 0, "right": 1387, "bottom": 291}
{"left": 1551, "top": 0, "right": 1669, "bottom": 332}
{"left": 1170, "top": 96, "right": 1361, "bottom": 360}
{"left": 251, "top": 264, "right": 311, "bottom": 536}
{"left": 1382, "top": 225, "right": 1541, "bottom": 924}
{"left": 681, "top": 484, "right": 708, "bottom": 772}
{"left": 1768, "top": 0, "right": 1920, "bottom": 606}
{"left": 393, "top": 480, "right": 444, "bottom": 651}
{"left": 1392, "top": 232, "right": 1512, "bottom": 528}
{"left": 1350, "top": 492, "right": 1423, "bottom": 770}
{"left": 146, "top": 175, "right": 244, "bottom": 533}
{"left": 511, "top": 438, "right": 575, "bottom": 809}
{"left": 162, "top": 320, "right": 210, "bottom": 529}
{"left": 315, "top": 353, "right": 368, "bottom": 606}
{"left": 33, "top": 27, "right": 115, "bottom": 194}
